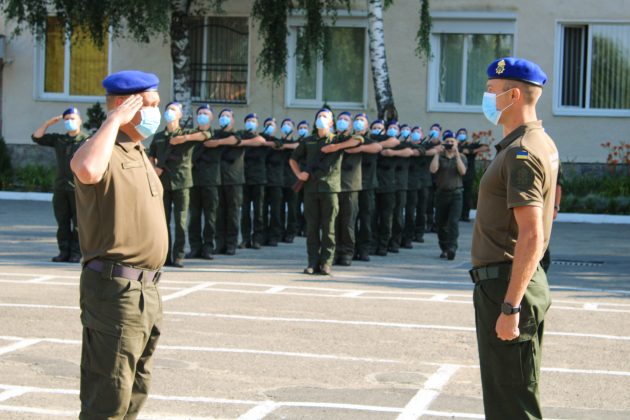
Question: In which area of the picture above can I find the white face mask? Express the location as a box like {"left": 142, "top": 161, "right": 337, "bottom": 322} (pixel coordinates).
{"left": 482, "top": 89, "right": 513, "bottom": 126}
{"left": 135, "top": 107, "right": 162, "bottom": 139}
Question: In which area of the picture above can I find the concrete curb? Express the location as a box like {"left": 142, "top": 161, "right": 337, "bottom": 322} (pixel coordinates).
{"left": 1, "top": 191, "right": 630, "bottom": 224}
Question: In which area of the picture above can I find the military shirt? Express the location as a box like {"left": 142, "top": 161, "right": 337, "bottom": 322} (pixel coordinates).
{"left": 74, "top": 132, "right": 168, "bottom": 270}
{"left": 459, "top": 142, "right": 485, "bottom": 182}
{"left": 217, "top": 129, "right": 244, "bottom": 185}
{"left": 148, "top": 127, "right": 201, "bottom": 191}
{"left": 32, "top": 132, "right": 89, "bottom": 191}
{"left": 472, "top": 121, "right": 559, "bottom": 267}
{"left": 338, "top": 133, "right": 364, "bottom": 192}
{"left": 264, "top": 135, "right": 285, "bottom": 187}
{"left": 393, "top": 142, "right": 411, "bottom": 191}
{"left": 283, "top": 138, "right": 299, "bottom": 188}
{"left": 417, "top": 141, "right": 439, "bottom": 188}
{"left": 291, "top": 133, "right": 344, "bottom": 193}
{"left": 407, "top": 143, "right": 428, "bottom": 190}
{"left": 376, "top": 148, "right": 397, "bottom": 194}
{"left": 242, "top": 130, "right": 268, "bottom": 185}
{"left": 434, "top": 152, "right": 467, "bottom": 192}
{"left": 191, "top": 128, "right": 222, "bottom": 187}
{"left": 361, "top": 133, "right": 382, "bottom": 191}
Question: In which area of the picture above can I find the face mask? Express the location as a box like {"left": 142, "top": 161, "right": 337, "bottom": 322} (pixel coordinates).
{"left": 264, "top": 125, "right": 275, "bottom": 135}
{"left": 444, "top": 143, "right": 454, "bottom": 150}
{"left": 245, "top": 121, "right": 257, "bottom": 131}
{"left": 336, "top": 119, "right": 350, "bottom": 132}
{"left": 429, "top": 129, "right": 439, "bottom": 139}
{"left": 281, "top": 124, "right": 293, "bottom": 135}
{"left": 411, "top": 132, "right": 422, "bottom": 142}
{"left": 482, "top": 90, "right": 513, "bottom": 126}
{"left": 219, "top": 115, "right": 231, "bottom": 128}
{"left": 135, "top": 107, "right": 161, "bottom": 139}
{"left": 164, "top": 109, "right": 177, "bottom": 123}
{"left": 298, "top": 128, "right": 308, "bottom": 138}
{"left": 457, "top": 134, "right": 467, "bottom": 142}
{"left": 401, "top": 129, "right": 411, "bottom": 139}
{"left": 371, "top": 128, "right": 383, "bottom": 136}
{"left": 64, "top": 119, "right": 78, "bottom": 132}
{"left": 386, "top": 128, "right": 399, "bottom": 138}
{"left": 353, "top": 120, "right": 365, "bottom": 132}
{"left": 316, "top": 116, "right": 330, "bottom": 130}
{"left": 197, "top": 114, "right": 210, "bottom": 126}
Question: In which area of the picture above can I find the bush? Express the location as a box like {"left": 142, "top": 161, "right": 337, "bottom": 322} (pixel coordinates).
{"left": 10, "top": 165, "right": 56, "bottom": 192}
{"left": 0, "top": 136, "right": 12, "bottom": 189}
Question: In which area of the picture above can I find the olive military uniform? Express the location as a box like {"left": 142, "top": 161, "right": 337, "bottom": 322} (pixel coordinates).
{"left": 149, "top": 127, "right": 198, "bottom": 263}
{"left": 32, "top": 131, "right": 89, "bottom": 259}
{"left": 403, "top": 143, "right": 427, "bottom": 247}
{"left": 216, "top": 129, "right": 243, "bottom": 254}
{"left": 414, "top": 141, "right": 438, "bottom": 242}
{"left": 471, "top": 121, "right": 558, "bottom": 419}
{"left": 75, "top": 132, "right": 168, "bottom": 419}
{"left": 281, "top": 140, "right": 300, "bottom": 242}
{"left": 355, "top": 133, "right": 380, "bottom": 259}
{"left": 264, "top": 135, "right": 285, "bottom": 245}
{"left": 540, "top": 163, "right": 564, "bottom": 273}
{"left": 335, "top": 133, "right": 364, "bottom": 264}
{"left": 375, "top": 145, "right": 397, "bottom": 255}
{"left": 291, "top": 133, "right": 343, "bottom": 269}
{"left": 434, "top": 152, "right": 466, "bottom": 255}
{"left": 389, "top": 142, "right": 411, "bottom": 252}
{"left": 459, "top": 141, "right": 485, "bottom": 221}
{"left": 241, "top": 131, "right": 268, "bottom": 248}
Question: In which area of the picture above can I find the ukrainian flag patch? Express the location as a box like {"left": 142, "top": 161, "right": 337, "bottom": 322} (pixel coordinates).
{"left": 516, "top": 150, "right": 529, "bottom": 160}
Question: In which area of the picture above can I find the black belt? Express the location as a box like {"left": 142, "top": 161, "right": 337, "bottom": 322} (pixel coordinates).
{"left": 86, "top": 259, "right": 162, "bottom": 283}
{"left": 469, "top": 262, "right": 512, "bottom": 284}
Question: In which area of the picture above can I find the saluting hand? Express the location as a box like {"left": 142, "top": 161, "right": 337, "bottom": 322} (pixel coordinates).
{"left": 108, "top": 95, "right": 144, "bottom": 126}
{"left": 496, "top": 313, "right": 520, "bottom": 341}
{"left": 47, "top": 115, "right": 63, "bottom": 126}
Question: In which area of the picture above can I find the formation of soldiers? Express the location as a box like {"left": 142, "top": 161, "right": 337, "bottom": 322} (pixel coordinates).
{"left": 34, "top": 104, "right": 489, "bottom": 272}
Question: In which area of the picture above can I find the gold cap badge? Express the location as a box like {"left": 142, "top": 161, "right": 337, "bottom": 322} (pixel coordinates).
{"left": 496, "top": 59, "right": 506, "bottom": 75}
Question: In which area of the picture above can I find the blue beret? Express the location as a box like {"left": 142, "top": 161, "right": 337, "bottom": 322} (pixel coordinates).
{"left": 165, "top": 101, "right": 182, "bottom": 110}
{"left": 102, "top": 70, "right": 159, "bottom": 95}
{"left": 412, "top": 126, "right": 422, "bottom": 131}
{"left": 219, "top": 108, "right": 233, "bottom": 117}
{"left": 354, "top": 113, "right": 369, "bottom": 120}
{"left": 370, "top": 119, "right": 384, "bottom": 127}
{"left": 457, "top": 128, "right": 467, "bottom": 134}
{"left": 316, "top": 108, "right": 333, "bottom": 118}
{"left": 297, "top": 120, "right": 309, "bottom": 127}
{"left": 387, "top": 120, "right": 399, "bottom": 128}
{"left": 281, "top": 118, "right": 294, "bottom": 126}
{"left": 62, "top": 107, "right": 80, "bottom": 117}
{"left": 244, "top": 113, "right": 258, "bottom": 121}
{"left": 487, "top": 57, "right": 547, "bottom": 87}
{"left": 338, "top": 111, "right": 352, "bottom": 119}
{"left": 400, "top": 124, "right": 409, "bottom": 130}
{"left": 442, "top": 130, "right": 454, "bottom": 140}
{"left": 264, "top": 117, "right": 275, "bottom": 125}
{"left": 197, "top": 104, "right": 214, "bottom": 113}
{"left": 431, "top": 123, "right": 442, "bottom": 130}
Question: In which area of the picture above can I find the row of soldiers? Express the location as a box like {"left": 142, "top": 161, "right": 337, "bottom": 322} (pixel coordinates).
{"left": 32, "top": 105, "right": 488, "bottom": 271}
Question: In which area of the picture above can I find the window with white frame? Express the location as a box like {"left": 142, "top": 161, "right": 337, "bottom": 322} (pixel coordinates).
{"left": 37, "top": 17, "right": 110, "bottom": 100}
{"left": 286, "top": 16, "right": 368, "bottom": 109}
{"left": 555, "top": 22, "right": 630, "bottom": 116}
{"left": 427, "top": 12, "right": 515, "bottom": 112}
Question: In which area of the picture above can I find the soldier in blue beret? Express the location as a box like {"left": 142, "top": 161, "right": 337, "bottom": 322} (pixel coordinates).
{"left": 70, "top": 70, "right": 166, "bottom": 419}
{"left": 278, "top": 117, "right": 301, "bottom": 243}
{"left": 472, "top": 57, "right": 558, "bottom": 419}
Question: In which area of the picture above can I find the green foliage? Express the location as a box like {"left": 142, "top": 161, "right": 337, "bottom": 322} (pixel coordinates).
{"left": 0, "top": 136, "right": 13, "bottom": 189}
{"left": 10, "top": 164, "right": 55, "bottom": 192}
{"left": 415, "top": 0, "right": 432, "bottom": 61}
{"left": 83, "top": 102, "right": 106, "bottom": 134}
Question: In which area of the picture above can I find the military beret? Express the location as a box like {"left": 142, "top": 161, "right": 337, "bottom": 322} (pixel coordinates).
{"left": 297, "top": 120, "right": 309, "bottom": 127}
{"left": 316, "top": 108, "right": 333, "bottom": 118}
{"left": 165, "top": 101, "right": 182, "bottom": 110}
{"left": 457, "top": 127, "right": 467, "bottom": 134}
{"left": 487, "top": 57, "right": 547, "bottom": 87}
{"left": 264, "top": 117, "right": 275, "bottom": 125}
{"left": 62, "top": 107, "right": 80, "bottom": 117}
{"left": 400, "top": 124, "right": 409, "bottom": 130}
{"left": 412, "top": 126, "right": 422, "bottom": 132}
{"left": 442, "top": 130, "right": 455, "bottom": 140}
{"left": 387, "top": 120, "right": 399, "bottom": 128}
{"left": 102, "top": 70, "right": 159, "bottom": 95}
{"left": 281, "top": 118, "right": 294, "bottom": 126}
{"left": 219, "top": 108, "right": 233, "bottom": 117}
{"left": 244, "top": 112, "right": 258, "bottom": 122}
{"left": 338, "top": 111, "right": 352, "bottom": 119}
{"left": 431, "top": 123, "right": 442, "bottom": 130}
{"left": 354, "top": 113, "right": 369, "bottom": 121}
{"left": 370, "top": 119, "right": 385, "bottom": 128}
{"left": 197, "top": 104, "right": 213, "bottom": 113}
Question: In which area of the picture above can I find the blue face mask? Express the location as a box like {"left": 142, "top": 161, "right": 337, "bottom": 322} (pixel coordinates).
{"left": 164, "top": 109, "right": 177, "bottom": 123}
{"left": 245, "top": 120, "right": 257, "bottom": 131}
{"left": 316, "top": 116, "right": 330, "bottom": 130}
{"left": 264, "top": 125, "right": 275, "bottom": 135}
{"left": 298, "top": 128, "right": 309, "bottom": 138}
{"left": 482, "top": 90, "right": 513, "bottom": 126}
{"left": 219, "top": 115, "right": 231, "bottom": 128}
{"left": 429, "top": 129, "right": 439, "bottom": 139}
{"left": 371, "top": 128, "right": 383, "bottom": 136}
{"left": 387, "top": 128, "right": 399, "bottom": 138}
{"left": 457, "top": 133, "right": 467, "bottom": 141}
{"left": 401, "top": 129, "right": 411, "bottom": 139}
{"left": 281, "top": 124, "right": 293, "bottom": 135}
{"left": 411, "top": 132, "right": 422, "bottom": 142}
{"left": 336, "top": 119, "right": 350, "bottom": 132}
{"left": 197, "top": 114, "right": 210, "bottom": 126}
{"left": 64, "top": 119, "right": 78, "bottom": 132}
{"left": 135, "top": 107, "right": 161, "bottom": 139}
{"left": 353, "top": 120, "right": 365, "bottom": 132}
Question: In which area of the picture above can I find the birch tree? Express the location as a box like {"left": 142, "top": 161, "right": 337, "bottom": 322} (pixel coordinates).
{"left": 367, "top": 0, "right": 396, "bottom": 121}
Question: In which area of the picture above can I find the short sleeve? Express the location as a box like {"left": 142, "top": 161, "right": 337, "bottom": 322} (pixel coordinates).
{"left": 504, "top": 148, "right": 545, "bottom": 209}
{"left": 291, "top": 141, "right": 306, "bottom": 161}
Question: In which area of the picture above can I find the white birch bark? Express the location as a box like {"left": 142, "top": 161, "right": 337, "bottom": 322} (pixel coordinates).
{"left": 367, "top": 0, "right": 397, "bottom": 121}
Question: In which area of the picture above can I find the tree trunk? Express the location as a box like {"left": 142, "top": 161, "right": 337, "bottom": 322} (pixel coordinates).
{"left": 170, "top": 1, "right": 193, "bottom": 125}
{"left": 367, "top": 0, "right": 397, "bottom": 122}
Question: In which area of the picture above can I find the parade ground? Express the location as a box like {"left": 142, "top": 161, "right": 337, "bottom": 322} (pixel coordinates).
{"left": 0, "top": 199, "right": 629, "bottom": 419}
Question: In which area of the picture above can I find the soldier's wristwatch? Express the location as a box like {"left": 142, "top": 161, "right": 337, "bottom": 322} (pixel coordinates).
{"left": 501, "top": 302, "right": 521, "bottom": 315}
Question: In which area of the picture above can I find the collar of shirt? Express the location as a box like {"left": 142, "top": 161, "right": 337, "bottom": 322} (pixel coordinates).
{"left": 116, "top": 132, "right": 144, "bottom": 153}
{"left": 318, "top": 133, "right": 335, "bottom": 144}
{"left": 495, "top": 120, "right": 543, "bottom": 153}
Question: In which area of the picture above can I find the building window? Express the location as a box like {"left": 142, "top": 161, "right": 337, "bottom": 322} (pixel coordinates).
{"left": 37, "top": 17, "right": 110, "bottom": 100}
{"left": 427, "top": 12, "right": 515, "bottom": 113}
{"left": 555, "top": 23, "right": 630, "bottom": 116}
{"left": 189, "top": 17, "right": 249, "bottom": 104}
{"left": 286, "top": 16, "right": 368, "bottom": 109}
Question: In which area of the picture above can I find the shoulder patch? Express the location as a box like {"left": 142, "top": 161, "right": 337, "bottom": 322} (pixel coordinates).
{"left": 516, "top": 150, "right": 529, "bottom": 160}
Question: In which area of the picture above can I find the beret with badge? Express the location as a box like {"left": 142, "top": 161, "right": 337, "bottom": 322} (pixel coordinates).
{"left": 487, "top": 57, "right": 547, "bottom": 87}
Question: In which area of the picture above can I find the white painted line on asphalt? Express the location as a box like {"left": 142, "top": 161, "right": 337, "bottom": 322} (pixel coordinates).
{"left": 396, "top": 364, "right": 460, "bottom": 420}
{"left": 238, "top": 400, "right": 279, "bottom": 420}
{"left": 161, "top": 282, "right": 215, "bottom": 302}
{"left": 419, "top": 410, "right": 483, "bottom": 419}
{"left": 583, "top": 303, "right": 599, "bottom": 311}
{"left": 0, "top": 404, "right": 76, "bottom": 417}
{"left": 430, "top": 294, "right": 449, "bottom": 301}
{"left": 0, "top": 388, "right": 28, "bottom": 402}
{"left": 0, "top": 338, "right": 41, "bottom": 356}
{"left": 342, "top": 290, "right": 364, "bottom": 298}
{"left": 264, "top": 286, "right": 286, "bottom": 294}
{"left": 26, "top": 275, "right": 55, "bottom": 283}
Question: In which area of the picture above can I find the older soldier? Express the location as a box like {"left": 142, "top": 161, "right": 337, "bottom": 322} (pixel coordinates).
{"left": 70, "top": 70, "right": 167, "bottom": 419}
{"left": 32, "top": 107, "right": 88, "bottom": 263}
{"left": 471, "top": 58, "right": 558, "bottom": 419}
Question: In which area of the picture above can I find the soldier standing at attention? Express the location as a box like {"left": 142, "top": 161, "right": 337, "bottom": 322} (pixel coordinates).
{"left": 262, "top": 118, "right": 286, "bottom": 247}
{"left": 185, "top": 104, "right": 215, "bottom": 260}
{"left": 430, "top": 130, "right": 467, "bottom": 260}
{"left": 388, "top": 122, "right": 412, "bottom": 253}
{"left": 457, "top": 128, "right": 489, "bottom": 222}
{"left": 289, "top": 108, "right": 361, "bottom": 275}
{"left": 471, "top": 57, "right": 557, "bottom": 419}
{"left": 374, "top": 121, "right": 401, "bottom": 256}
{"left": 403, "top": 126, "right": 424, "bottom": 249}
{"left": 425, "top": 123, "right": 442, "bottom": 233}
{"left": 32, "top": 107, "right": 89, "bottom": 263}
{"left": 294, "top": 120, "right": 310, "bottom": 237}
{"left": 148, "top": 102, "right": 198, "bottom": 268}
{"left": 70, "top": 70, "right": 167, "bottom": 419}
{"left": 279, "top": 118, "right": 300, "bottom": 243}
{"left": 333, "top": 112, "right": 364, "bottom": 266}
